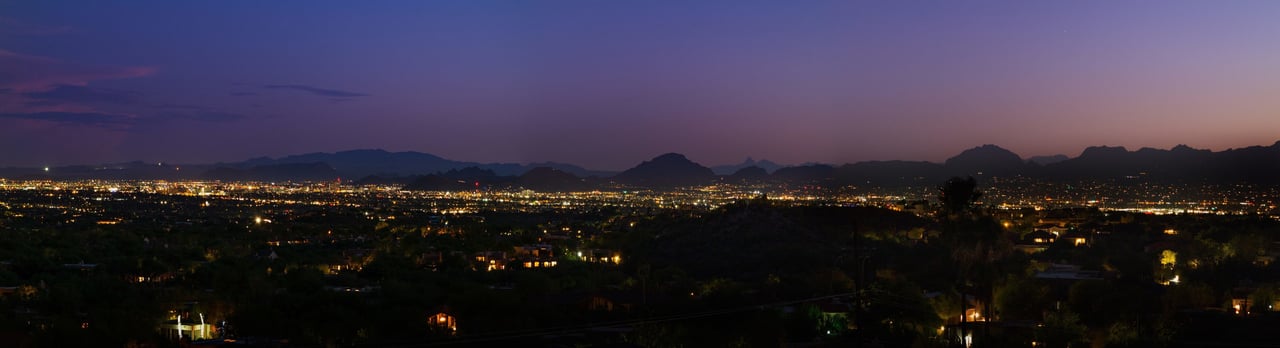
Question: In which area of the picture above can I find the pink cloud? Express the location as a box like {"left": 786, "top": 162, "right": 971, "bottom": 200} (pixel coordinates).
{"left": 0, "top": 50, "right": 156, "bottom": 91}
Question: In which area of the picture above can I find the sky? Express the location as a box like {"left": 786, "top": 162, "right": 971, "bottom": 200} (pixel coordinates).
{"left": 2, "top": 1, "right": 1278, "bottom": 170}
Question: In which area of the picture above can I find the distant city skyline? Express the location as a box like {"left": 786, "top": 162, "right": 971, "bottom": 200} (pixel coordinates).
{"left": 3, "top": 1, "right": 1279, "bottom": 170}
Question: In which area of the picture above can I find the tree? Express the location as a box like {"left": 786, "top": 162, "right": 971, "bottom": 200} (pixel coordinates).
{"left": 938, "top": 177, "right": 981, "bottom": 217}
{"left": 1037, "top": 309, "right": 1087, "bottom": 348}
{"left": 937, "top": 177, "right": 1008, "bottom": 344}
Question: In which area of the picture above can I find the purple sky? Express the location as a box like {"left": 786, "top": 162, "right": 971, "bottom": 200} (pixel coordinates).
{"left": 2, "top": 1, "right": 1278, "bottom": 170}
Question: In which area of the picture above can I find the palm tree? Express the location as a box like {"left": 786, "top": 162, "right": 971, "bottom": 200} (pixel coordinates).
{"left": 937, "top": 177, "right": 1009, "bottom": 346}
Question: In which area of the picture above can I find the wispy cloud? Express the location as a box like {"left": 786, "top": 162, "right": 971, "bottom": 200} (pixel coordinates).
{"left": 0, "top": 111, "right": 134, "bottom": 128}
{"left": 154, "top": 103, "right": 208, "bottom": 110}
{"left": 155, "top": 110, "right": 247, "bottom": 122}
{"left": 230, "top": 91, "right": 257, "bottom": 96}
{"left": 263, "top": 84, "right": 369, "bottom": 98}
{"left": 23, "top": 84, "right": 141, "bottom": 105}
{"left": 0, "top": 50, "right": 155, "bottom": 91}
{"left": 0, "top": 50, "right": 251, "bottom": 130}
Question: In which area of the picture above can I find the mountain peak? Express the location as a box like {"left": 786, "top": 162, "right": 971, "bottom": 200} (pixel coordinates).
{"left": 1079, "top": 146, "right": 1129, "bottom": 158}
{"left": 944, "top": 144, "right": 1024, "bottom": 176}
{"left": 335, "top": 149, "right": 390, "bottom": 155}
{"left": 614, "top": 153, "right": 714, "bottom": 187}
{"left": 711, "top": 156, "right": 782, "bottom": 175}
{"left": 652, "top": 153, "right": 691, "bottom": 163}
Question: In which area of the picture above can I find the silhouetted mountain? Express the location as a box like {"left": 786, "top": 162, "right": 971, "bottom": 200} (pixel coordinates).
{"left": 726, "top": 166, "right": 770, "bottom": 183}
{"left": 613, "top": 153, "right": 715, "bottom": 188}
{"left": 1041, "top": 143, "right": 1280, "bottom": 183}
{"left": 515, "top": 167, "right": 591, "bottom": 191}
{"left": 943, "top": 144, "right": 1026, "bottom": 177}
{"left": 229, "top": 149, "right": 472, "bottom": 178}
{"left": 834, "top": 161, "right": 945, "bottom": 187}
{"left": 222, "top": 149, "right": 609, "bottom": 178}
{"left": 6, "top": 141, "right": 1280, "bottom": 185}
{"left": 1213, "top": 141, "right": 1280, "bottom": 183}
{"left": 1028, "top": 155, "right": 1069, "bottom": 166}
{"left": 771, "top": 164, "right": 836, "bottom": 184}
{"left": 1039, "top": 145, "right": 1136, "bottom": 179}
{"left": 203, "top": 163, "right": 338, "bottom": 182}
{"left": 711, "top": 157, "right": 783, "bottom": 175}
{"left": 525, "top": 162, "right": 616, "bottom": 178}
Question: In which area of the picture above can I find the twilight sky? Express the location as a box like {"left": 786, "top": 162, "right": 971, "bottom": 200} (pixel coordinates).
{"left": 2, "top": 1, "right": 1278, "bottom": 170}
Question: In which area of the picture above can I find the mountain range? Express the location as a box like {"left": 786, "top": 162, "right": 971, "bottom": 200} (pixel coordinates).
{"left": 3, "top": 141, "right": 1278, "bottom": 190}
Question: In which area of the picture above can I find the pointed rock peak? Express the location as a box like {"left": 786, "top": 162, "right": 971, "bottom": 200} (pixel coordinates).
{"left": 1169, "top": 144, "right": 1208, "bottom": 153}
{"left": 741, "top": 157, "right": 756, "bottom": 165}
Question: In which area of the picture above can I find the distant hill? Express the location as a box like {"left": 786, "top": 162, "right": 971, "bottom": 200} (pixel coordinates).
{"left": 612, "top": 153, "right": 716, "bottom": 188}
{"left": 835, "top": 160, "right": 945, "bottom": 187}
{"left": 5, "top": 141, "right": 1280, "bottom": 186}
{"left": 711, "top": 157, "right": 784, "bottom": 175}
{"left": 226, "top": 149, "right": 485, "bottom": 178}
{"left": 726, "top": 166, "right": 770, "bottom": 183}
{"left": 220, "top": 149, "right": 614, "bottom": 178}
{"left": 944, "top": 144, "right": 1027, "bottom": 177}
{"left": 1028, "top": 154, "right": 1069, "bottom": 166}
{"left": 204, "top": 163, "right": 339, "bottom": 182}
{"left": 771, "top": 164, "right": 837, "bottom": 184}
{"left": 514, "top": 167, "right": 592, "bottom": 192}
{"left": 1042, "top": 142, "right": 1280, "bottom": 183}
{"left": 524, "top": 162, "right": 616, "bottom": 178}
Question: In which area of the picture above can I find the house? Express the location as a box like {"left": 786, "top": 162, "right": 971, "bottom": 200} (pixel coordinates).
{"left": 1023, "top": 230, "right": 1055, "bottom": 244}
{"left": 427, "top": 308, "right": 458, "bottom": 334}
{"left": 1042, "top": 224, "right": 1071, "bottom": 236}
{"left": 516, "top": 244, "right": 558, "bottom": 268}
{"left": 158, "top": 303, "right": 217, "bottom": 341}
{"left": 1034, "top": 264, "right": 1102, "bottom": 281}
{"left": 418, "top": 250, "right": 443, "bottom": 270}
{"left": 1015, "top": 230, "right": 1055, "bottom": 254}
{"left": 473, "top": 251, "right": 507, "bottom": 271}
{"left": 580, "top": 249, "right": 622, "bottom": 265}
{"left": 585, "top": 292, "right": 641, "bottom": 312}
{"left": 1059, "top": 230, "right": 1089, "bottom": 247}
